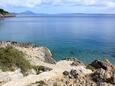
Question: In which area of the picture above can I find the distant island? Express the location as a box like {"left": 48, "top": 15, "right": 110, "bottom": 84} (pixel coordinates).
{"left": 16, "top": 10, "right": 115, "bottom": 17}
{"left": 0, "top": 8, "right": 15, "bottom": 17}
{"left": 1, "top": 9, "right": 115, "bottom": 17}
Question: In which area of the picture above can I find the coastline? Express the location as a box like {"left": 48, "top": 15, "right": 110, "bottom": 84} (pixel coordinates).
{"left": 0, "top": 41, "right": 115, "bottom": 86}
{"left": 0, "top": 14, "right": 16, "bottom": 18}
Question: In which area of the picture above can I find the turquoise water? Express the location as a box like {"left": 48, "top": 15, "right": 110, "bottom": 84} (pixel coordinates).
{"left": 0, "top": 16, "right": 115, "bottom": 63}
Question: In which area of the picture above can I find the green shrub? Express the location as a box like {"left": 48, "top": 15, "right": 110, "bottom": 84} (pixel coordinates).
{"left": 86, "top": 64, "right": 96, "bottom": 71}
{"left": 35, "top": 81, "right": 46, "bottom": 86}
{"left": 33, "top": 66, "right": 46, "bottom": 74}
{"left": 33, "top": 65, "right": 52, "bottom": 75}
{"left": 0, "top": 8, "right": 9, "bottom": 14}
{"left": 0, "top": 46, "right": 32, "bottom": 74}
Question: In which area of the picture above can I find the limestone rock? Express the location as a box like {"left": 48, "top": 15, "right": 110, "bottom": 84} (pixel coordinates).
{"left": 90, "top": 60, "right": 113, "bottom": 70}
{"left": 91, "top": 59, "right": 115, "bottom": 84}
{"left": 0, "top": 69, "right": 23, "bottom": 85}
{"left": 63, "top": 57, "right": 85, "bottom": 66}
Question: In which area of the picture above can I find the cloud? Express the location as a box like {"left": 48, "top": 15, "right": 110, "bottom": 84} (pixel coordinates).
{"left": 104, "top": 1, "right": 115, "bottom": 8}
{"left": 0, "top": 0, "right": 42, "bottom": 7}
{"left": 0, "top": 0, "right": 115, "bottom": 8}
{"left": 64, "top": 0, "right": 115, "bottom": 8}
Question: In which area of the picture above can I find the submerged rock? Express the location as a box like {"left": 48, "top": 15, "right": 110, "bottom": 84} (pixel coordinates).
{"left": 103, "top": 48, "right": 115, "bottom": 58}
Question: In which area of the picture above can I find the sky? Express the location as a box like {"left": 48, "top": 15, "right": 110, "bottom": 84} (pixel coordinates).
{"left": 0, "top": 0, "right": 115, "bottom": 14}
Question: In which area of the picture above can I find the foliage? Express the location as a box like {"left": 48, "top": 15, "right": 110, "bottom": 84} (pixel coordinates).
{"left": 35, "top": 81, "right": 46, "bottom": 86}
{"left": 33, "top": 65, "right": 51, "bottom": 75}
{"left": 33, "top": 66, "right": 46, "bottom": 74}
{"left": 0, "top": 8, "right": 9, "bottom": 15}
{"left": 0, "top": 46, "right": 32, "bottom": 74}
{"left": 86, "top": 64, "right": 96, "bottom": 71}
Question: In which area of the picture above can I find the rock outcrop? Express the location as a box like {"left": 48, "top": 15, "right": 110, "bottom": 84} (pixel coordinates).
{"left": 0, "top": 41, "right": 115, "bottom": 86}
{"left": 0, "top": 8, "right": 15, "bottom": 18}
{"left": 0, "top": 69, "right": 23, "bottom": 86}
{"left": 0, "top": 41, "right": 56, "bottom": 65}
{"left": 90, "top": 59, "right": 115, "bottom": 85}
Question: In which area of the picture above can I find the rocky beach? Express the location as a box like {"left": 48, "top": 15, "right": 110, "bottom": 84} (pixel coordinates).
{"left": 0, "top": 41, "right": 114, "bottom": 86}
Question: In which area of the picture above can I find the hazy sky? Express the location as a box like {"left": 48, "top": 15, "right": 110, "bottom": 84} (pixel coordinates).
{"left": 0, "top": 0, "right": 115, "bottom": 13}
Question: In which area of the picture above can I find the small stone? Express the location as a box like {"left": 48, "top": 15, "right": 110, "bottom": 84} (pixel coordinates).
{"left": 63, "top": 71, "right": 69, "bottom": 76}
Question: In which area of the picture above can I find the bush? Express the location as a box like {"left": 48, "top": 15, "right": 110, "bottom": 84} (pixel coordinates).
{"left": 33, "top": 66, "right": 52, "bottom": 75}
{"left": 0, "top": 8, "right": 8, "bottom": 14}
{"left": 33, "top": 66, "right": 46, "bottom": 74}
{"left": 35, "top": 81, "right": 46, "bottom": 86}
{"left": 0, "top": 46, "right": 32, "bottom": 74}
{"left": 86, "top": 64, "right": 96, "bottom": 71}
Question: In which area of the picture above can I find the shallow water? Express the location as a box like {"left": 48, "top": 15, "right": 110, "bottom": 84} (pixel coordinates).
{"left": 0, "top": 16, "right": 115, "bottom": 63}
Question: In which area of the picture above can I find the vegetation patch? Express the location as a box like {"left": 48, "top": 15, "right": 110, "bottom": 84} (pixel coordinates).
{"left": 35, "top": 81, "right": 47, "bottom": 86}
{"left": 0, "top": 46, "right": 32, "bottom": 74}
{"left": 33, "top": 66, "right": 52, "bottom": 75}
{"left": 86, "top": 64, "right": 96, "bottom": 71}
{"left": 0, "top": 8, "right": 9, "bottom": 15}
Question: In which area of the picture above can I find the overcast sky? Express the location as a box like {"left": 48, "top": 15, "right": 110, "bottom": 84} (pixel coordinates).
{"left": 0, "top": 0, "right": 115, "bottom": 13}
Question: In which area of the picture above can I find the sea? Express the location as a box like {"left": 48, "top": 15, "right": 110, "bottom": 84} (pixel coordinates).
{"left": 0, "top": 15, "right": 115, "bottom": 64}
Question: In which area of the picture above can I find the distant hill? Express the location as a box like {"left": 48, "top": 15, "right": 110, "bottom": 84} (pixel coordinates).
{"left": 20, "top": 11, "right": 36, "bottom": 15}
{"left": 17, "top": 11, "right": 115, "bottom": 17}
{"left": 17, "top": 11, "right": 37, "bottom": 16}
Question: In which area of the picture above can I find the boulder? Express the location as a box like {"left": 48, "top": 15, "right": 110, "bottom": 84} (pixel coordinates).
{"left": 92, "top": 68, "right": 107, "bottom": 82}
{"left": 111, "top": 71, "right": 115, "bottom": 84}
{"left": 70, "top": 69, "right": 78, "bottom": 78}
{"left": 90, "top": 59, "right": 113, "bottom": 70}
{"left": 92, "top": 68, "right": 115, "bottom": 84}
{"left": 40, "top": 47, "right": 56, "bottom": 64}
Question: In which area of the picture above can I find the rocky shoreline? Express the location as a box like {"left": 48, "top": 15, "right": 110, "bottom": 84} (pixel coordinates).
{"left": 0, "top": 41, "right": 115, "bottom": 86}
{"left": 0, "top": 8, "right": 16, "bottom": 18}
{"left": 0, "top": 14, "right": 16, "bottom": 18}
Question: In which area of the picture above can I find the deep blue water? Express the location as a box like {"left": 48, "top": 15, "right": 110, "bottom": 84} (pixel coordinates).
{"left": 0, "top": 16, "right": 115, "bottom": 64}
